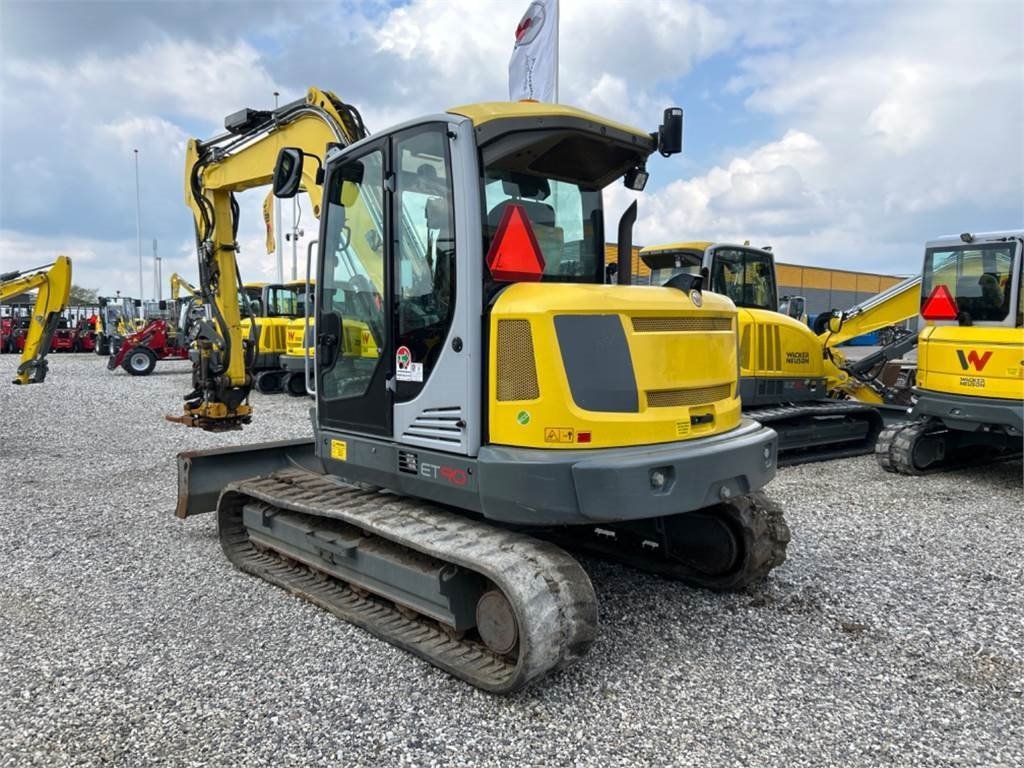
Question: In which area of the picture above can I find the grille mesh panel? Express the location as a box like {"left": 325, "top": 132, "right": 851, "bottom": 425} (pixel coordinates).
{"left": 496, "top": 319, "right": 540, "bottom": 401}
{"left": 646, "top": 383, "right": 732, "bottom": 408}
{"left": 631, "top": 316, "right": 732, "bottom": 332}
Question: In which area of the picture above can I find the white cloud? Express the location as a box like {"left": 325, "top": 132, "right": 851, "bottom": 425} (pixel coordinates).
{"left": 618, "top": 0, "right": 1024, "bottom": 272}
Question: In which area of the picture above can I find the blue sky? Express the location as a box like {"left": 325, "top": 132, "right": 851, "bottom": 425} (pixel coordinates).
{"left": 1, "top": 0, "right": 1021, "bottom": 295}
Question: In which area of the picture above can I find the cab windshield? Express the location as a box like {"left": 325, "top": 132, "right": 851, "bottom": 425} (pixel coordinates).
{"left": 922, "top": 242, "right": 1017, "bottom": 323}
{"left": 709, "top": 248, "right": 777, "bottom": 310}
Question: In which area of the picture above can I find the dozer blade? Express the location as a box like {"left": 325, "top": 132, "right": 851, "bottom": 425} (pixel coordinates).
{"left": 175, "top": 439, "right": 322, "bottom": 518}
{"left": 216, "top": 469, "right": 598, "bottom": 694}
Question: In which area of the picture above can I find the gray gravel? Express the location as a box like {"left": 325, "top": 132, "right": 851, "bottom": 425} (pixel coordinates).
{"left": 1, "top": 354, "right": 1021, "bottom": 767}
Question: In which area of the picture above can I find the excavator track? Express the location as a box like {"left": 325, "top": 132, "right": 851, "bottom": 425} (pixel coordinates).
{"left": 217, "top": 469, "right": 598, "bottom": 694}
{"left": 548, "top": 492, "right": 790, "bottom": 592}
{"left": 746, "top": 401, "right": 884, "bottom": 466}
{"left": 876, "top": 420, "right": 1022, "bottom": 475}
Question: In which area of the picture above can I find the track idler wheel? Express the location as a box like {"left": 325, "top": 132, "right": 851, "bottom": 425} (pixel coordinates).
{"left": 283, "top": 371, "right": 307, "bottom": 397}
{"left": 254, "top": 370, "right": 284, "bottom": 394}
{"left": 662, "top": 492, "right": 791, "bottom": 591}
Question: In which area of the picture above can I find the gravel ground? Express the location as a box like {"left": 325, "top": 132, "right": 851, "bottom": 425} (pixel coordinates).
{"left": 1, "top": 354, "right": 1021, "bottom": 768}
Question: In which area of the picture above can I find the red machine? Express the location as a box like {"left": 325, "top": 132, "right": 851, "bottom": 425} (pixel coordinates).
{"left": 107, "top": 318, "right": 189, "bottom": 375}
{"left": 7, "top": 318, "right": 30, "bottom": 353}
{"left": 73, "top": 316, "right": 98, "bottom": 352}
{"left": 50, "top": 318, "right": 77, "bottom": 352}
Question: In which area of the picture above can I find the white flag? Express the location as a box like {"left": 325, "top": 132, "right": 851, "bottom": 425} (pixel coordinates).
{"left": 508, "top": 0, "right": 558, "bottom": 102}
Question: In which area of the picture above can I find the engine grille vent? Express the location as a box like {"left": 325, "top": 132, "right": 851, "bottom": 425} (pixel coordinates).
{"left": 631, "top": 316, "right": 732, "bottom": 332}
{"left": 756, "top": 324, "right": 783, "bottom": 372}
{"left": 646, "top": 383, "right": 732, "bottom": 408}
{"left": 496, "top": 319, "right": 540, "bottom": 401}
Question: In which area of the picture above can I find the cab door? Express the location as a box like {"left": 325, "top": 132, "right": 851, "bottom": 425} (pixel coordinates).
{"left": 315, "top": 141, "right": 392, "bottom": 436}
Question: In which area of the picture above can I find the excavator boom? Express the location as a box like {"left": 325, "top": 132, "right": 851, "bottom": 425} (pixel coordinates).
{"left": 174, "top": 87, "right": 367, "bottom": 430}
{"left": 1, "top": 255, "right": 72, "bottom": 384}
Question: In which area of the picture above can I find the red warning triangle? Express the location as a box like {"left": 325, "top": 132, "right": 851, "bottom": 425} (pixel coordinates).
{"left": 921, "top": 284, "right": 958, "bottom": 321}
{"left": 485, "top": 203, "right": 546, "bottom": 282}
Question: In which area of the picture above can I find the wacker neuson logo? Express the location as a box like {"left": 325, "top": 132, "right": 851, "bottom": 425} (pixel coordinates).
{"left": 786, "top": 351, "right": 810, "bottom": 365}
{"left": 956, "top": 349, "right": 992, "bottom": 371}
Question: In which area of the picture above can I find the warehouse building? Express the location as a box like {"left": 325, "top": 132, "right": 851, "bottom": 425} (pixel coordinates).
{"left": 605, "top": 244, "right": 907, "bottom": 316}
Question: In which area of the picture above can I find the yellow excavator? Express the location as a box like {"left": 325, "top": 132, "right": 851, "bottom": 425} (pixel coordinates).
{"left": 170, "top": 88, "right": 791, "bottom": 694}
{"left": 279, "top": 276, "right": 317, "bottom": 397}
{"left": 0, "top": 256, "right": 72, "bottom": 384}
{"left": 641, "top": 242, "right": 921, "bottom": 463}
{"left": 877, "top": 230, "right": 1023, "bottom": 473}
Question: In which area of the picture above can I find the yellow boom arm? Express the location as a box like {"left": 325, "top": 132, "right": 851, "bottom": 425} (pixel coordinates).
{"left": 1, "top": 255, "right": 72, "bottom": 384}
{"left": 173, "top": 86, "right": 367, "bottom": 430}
{"left": 169, "top": 273, "right": 200, "bottom": 301}
{"left": 822, "top": 275, "right": 922, "bottom": 402}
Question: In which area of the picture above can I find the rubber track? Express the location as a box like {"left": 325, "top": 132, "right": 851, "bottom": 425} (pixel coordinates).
{"left": 555, "top": 492, "right": 790, "bottom": 592}
{"left": 746, "top": 400, "right": 884, "bottom": 466}
{"left": 876, "top": 420, "right": 1022, "bottom": 475}
{"left": 218, "top": 469, "right": 598, "bottom": 694}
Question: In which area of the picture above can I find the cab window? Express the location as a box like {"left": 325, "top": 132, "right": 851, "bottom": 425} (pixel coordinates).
{"left": 710, "top": 248, "right": 777, "bottom": 310}
{"left": 922, "top": 243, "right": 1015, "bottom": 323}
{"left": 393, "top": 125, "right": 456, "bottom": 401}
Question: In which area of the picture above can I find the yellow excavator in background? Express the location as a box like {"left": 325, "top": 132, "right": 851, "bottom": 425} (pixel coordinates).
{"left": 877, "top": 230, "right": 1023, "bottom": 473}
{"left": 168, "top": 88, "right": 791, "bottom": 693}
{"left": 0, "top": 256, "right": 72, "bottom": 384}
{"left": 642, "top": 242, "right": 921, "bottom": 463}
{"left": 279, "top": 276, "right": 317, "bottom": 397}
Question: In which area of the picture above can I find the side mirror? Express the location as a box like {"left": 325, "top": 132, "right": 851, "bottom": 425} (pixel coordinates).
{"left": 657, "top": 108, "right": 683, "bottom": 156}
{"left": 273, "top": 147, "right": 304, "bottom": 198}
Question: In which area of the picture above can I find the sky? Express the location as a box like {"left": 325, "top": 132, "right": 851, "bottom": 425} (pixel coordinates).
{"left": 0, "top": 0, "right": 1021, "bottom": 296}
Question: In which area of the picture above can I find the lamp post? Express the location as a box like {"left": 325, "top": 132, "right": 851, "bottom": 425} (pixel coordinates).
{"left": 134, "top": 149, "right": 143, "bottom": 309}
{"left": 273, "top": 90, "right": 284, "bottom": 283}
{"left": 153, "top": 239, "right": 162, "bottom": 301}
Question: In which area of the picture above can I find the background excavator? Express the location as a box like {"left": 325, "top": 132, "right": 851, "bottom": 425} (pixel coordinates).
{"left": 168, "top": 87, "right": 790, "bottom": 693}
{"left": 238, "top": 279, "right": 318, "bottom": 393}
{"left": 0, "top": 256, "right": 72, "bottom": 384}
{"left": 877, "top": 230, "right": 1023, "bottom": 473}
{"left": 641, "top": 242, "right": 921, "bottom": 463}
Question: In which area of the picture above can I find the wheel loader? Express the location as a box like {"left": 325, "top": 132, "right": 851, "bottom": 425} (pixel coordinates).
{"left": 170, "top": 88, "right": 790, "bottom": 693}
{"left": 877, "top": 230, "right": 1023, "bottom": 473}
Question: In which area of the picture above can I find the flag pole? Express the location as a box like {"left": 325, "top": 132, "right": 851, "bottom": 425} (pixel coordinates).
{"left": 554, "top": 0, "right": 559, "bottom": 103}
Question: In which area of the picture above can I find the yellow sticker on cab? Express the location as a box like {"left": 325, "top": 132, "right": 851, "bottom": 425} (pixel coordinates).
{"left": 330, "top": 439, "right": 348, "bottom": 461}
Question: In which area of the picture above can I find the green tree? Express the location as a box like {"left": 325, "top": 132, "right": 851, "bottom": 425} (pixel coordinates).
{"left": 68, "top": 285, "right": 99, "bottom": 305}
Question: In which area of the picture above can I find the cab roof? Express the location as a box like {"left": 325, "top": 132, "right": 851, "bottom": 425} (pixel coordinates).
{"left": 447, "top": 101, "right": 652, "bottom": 144}
{"left": 640, "top": 241, "right": 714, "bottom": 255}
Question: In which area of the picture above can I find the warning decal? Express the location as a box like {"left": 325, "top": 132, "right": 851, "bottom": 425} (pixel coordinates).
{"left": 395, "top": 344, "right": 423, "bottom": 382}
{"left": 544, "top": 427, "right": 575, "bottom": 444}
